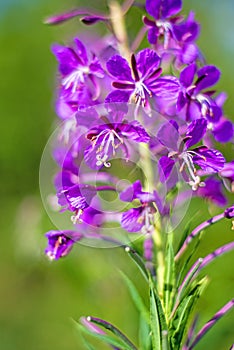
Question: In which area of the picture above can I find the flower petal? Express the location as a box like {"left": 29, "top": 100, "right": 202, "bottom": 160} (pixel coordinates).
{"left": 151, "top": 76, "right": 180, "bottom": 100}
{"left": 180, "top": 63, "right": 196, "bottom": 88}
{"left": 213, "top": 119, "right": 234, "bottom": 143}
{"left": 195, "top": 65, "right": 220, "bottom": 92}
{"left": 158, "top": 156, "right": 175, "bottom": 181}
{"left": 185, "top": 118, "right": 207, "bottom": 148}
{"left": 136, "top": 49, "right": 160, "bottom": 78}
{"left": 157, "top": 120, "right": 179, "bottom": 149}
{"left": 52, "top": 44, "right": 78, "bottom": 75}
{"left": 120, "top": 121, "right": 150, "bottom": 143}
{"left": 146, "top": 0, "right": 182, "bottom": 19}
{"left": 197, "top": 177, "right": 227, "bottom": 207}
{"left": 193, "top": 147, "right": 225, "bottom": 173}
{"left": 105, "top": 90, "right": 131, "bottom": 103}
{"left": 121, "top": 207, "right": 144, "bottom": 232}
{"left": 106, "top": 55, "right": 133, "bottom": 81}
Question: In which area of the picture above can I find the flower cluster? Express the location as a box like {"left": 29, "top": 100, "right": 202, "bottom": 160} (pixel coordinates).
{"left": 43, "top": 0, "right": 234, "bottom": 349}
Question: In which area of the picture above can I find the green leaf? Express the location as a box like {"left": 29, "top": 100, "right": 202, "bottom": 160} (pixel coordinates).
{"left": 75, "top": 322, "right": 133, "bottom": 350}
{"left": 138, "top": 314, "right": 151, "bottom": 350}
{"left": 125, "top": 246, "right": 149, "bottom": 281}
{"left": 169, "top": 277, "right": 208, "bottom": 350}
{"left": 119, "top": 270, "right": 149, "bottom": 323}
{"left": 163, "top": 234, "right": 175, "bottom": 318}
{"left": 87, "top": 317, "right": 137, "bottom": 350}
{"left": 176, "top": 231, "right": 204, "bottom": 291}
{"left": 150, "top": 282, "right": 161, "bottom": 350}
{"left": 79, "top": 331, "right": 96, "bottom": 350}
{"left": 149, "top": 277, "right": 169, "bottom": 350}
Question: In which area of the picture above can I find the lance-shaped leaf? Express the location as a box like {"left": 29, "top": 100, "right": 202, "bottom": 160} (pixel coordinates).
{"left": 163, "top": 234, "right": 175, "bottom": 318}
{"left": 125, "top": 246, "right": 149, "bottom": 281}
{"left": 82, "top": 316, "right": 138, "bottom": 350}
{"left": 169, "top": 277, "right": 208, "bottom": 350}
{"left": 149, "top": 277, "right": 169, "bottom": 350}
{"left": 119, "top": 270, "right": 149, "bottom": 323}
{"left": 76, "top": 321, "right": 126, "bottom": 349}
{"left": 139, "top": 315, "right": 152, "bottom": 350}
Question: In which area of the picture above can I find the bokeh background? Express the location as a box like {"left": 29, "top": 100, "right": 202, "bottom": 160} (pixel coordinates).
{"left": 0, "top": 0, "right": 233, "bottom": 349}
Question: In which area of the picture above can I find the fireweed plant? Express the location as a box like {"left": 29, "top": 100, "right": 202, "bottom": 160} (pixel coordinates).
{"left": 42, "top": 0, "right": 234, "bottom": 349}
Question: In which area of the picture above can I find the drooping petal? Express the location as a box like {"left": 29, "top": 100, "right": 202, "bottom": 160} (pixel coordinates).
{"left": 180, "top": 63, "right": 196, "bottom": 88}
{"left": 105, "top": 90, "right": 131, "bottom": 103}
{"left": 158, "top": 156, "right": 175, "bottom": 181}
{"left": 136, "top": 49, "right": 160, "bottom": 78}
{"left": 173, "top": 11, "right": 200, "bottom": 43}
{"left": 45, "top": 231, "right": 82, "bottom": 260}
{"left": 177, "top": 91, "right": 187, "bottom": 111}
{"left": 157, "top": 120, "right": 179, "bottom": 149}
{"left": 213, "top": 119, "right": 234, "bottom": 143}
{"left": 120, "top": 180, "right": 142, "bottom": 202}
{"left": 195, "top": 65, "right": 220, "bottom": 93}
{"left": 74, "top": 38, "right": 88, "bottom": 64}
{"left": 147, "top": 27, "right": 159, "bottom": 44}
{"left": 151, "top": 76, "right": 180, "bottom": 100}
{"left": 52, "top": 44, "right": 79, "bottom": 75}
{"left": 106, "top": 55, "right": 133, "bottom": 81}
{"left": 185, "top": 118, "right": 207, "bottom": 148}
{"left": 180, "top": 43, "right": 199, "bottom": 65}
{"left": 146, "top": 0, "right": 182, "bottom": 20}
{"left": 193, "top": 147, "right": 225, "bottom": 173}
{"left": 162, "top": 0, "right": 182, "bottom": 18}
{"left": 60, "top": 184, "right": 96, "bottom": 211}
{"left": 120, "top": 121, "right": 150, "bottom": 143}
{"left": 89, "top": 56, "right": 105, "bottom": 78}
{"left": 121, "top": 207, "right": 145, "bottom": 232}
{"left": 197, "top": 177, "right": 227, "bottom": 207}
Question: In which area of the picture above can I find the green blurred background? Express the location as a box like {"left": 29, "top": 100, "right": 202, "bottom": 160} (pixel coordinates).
{"left": 0, "top": 0, "right": 233, "bottom": 349}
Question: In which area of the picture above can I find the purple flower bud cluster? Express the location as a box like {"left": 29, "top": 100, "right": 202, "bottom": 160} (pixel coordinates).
{"left": 44, "top": 0, "right": 233, "bottom": 264}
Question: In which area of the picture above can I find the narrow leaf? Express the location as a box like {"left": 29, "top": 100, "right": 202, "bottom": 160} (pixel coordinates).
{"left": 87, "top": 317, "right": 138, "bottom": 350}
{"left": 150, "top": 282, "right": 161, "bottom": 350}
{"left": 76, "top": 322, "right": 132, "bottom": 350}
{"left": 163, "top": 234, "right": 175, "bottom": 318}
{"left": 125, "top": 246, "right": 149, "bottom": 281}
{"left": 120, "top": 270, "right": 149, "bottom": 323}
{"left": 149, "top": 277, "right": 169, "bottom": 350}
{"left": 170, "top": 277, "right": 208, "bottom": 350}
{"left": 139, "top": 314, "right": 152, "bottom": 350}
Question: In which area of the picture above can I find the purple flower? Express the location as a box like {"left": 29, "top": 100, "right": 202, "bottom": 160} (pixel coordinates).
{"left": 58, "top": 184, "right": 97, "bottom": 224}
{"left": 82, "top": 118, "right": 150, "bottom": 169}
{"left": 105, "top": 49, "right": 179, "bottom": 107}
{"left": 144, "top": 0, "right": 199, "bottom": 49}
{"left": 120, "top": 180, "right": 163, "bottom": 233}
{"left": 211, "top": 118, "right": 234, "bottom": 143}
{"left": 197, "top": 177, "right": 227, "bottom": 207}
{"left": 219, "top": 161, "right": 234, "bottom": 192}
{"left": 177, "top": 63, "right": 222, "bottom": 122}
{"left": 157, "top": 119, "right": 225, "bottom": 190}
{"left": 45, "top": 230, "right": 82, "bottom": 260}
{"left": 52, "top": 38, "right": 105, "bottom": 102}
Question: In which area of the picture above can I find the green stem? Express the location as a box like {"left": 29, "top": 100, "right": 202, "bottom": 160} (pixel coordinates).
{"left": 109, "top": 1, "right": 131, "bottom": 61}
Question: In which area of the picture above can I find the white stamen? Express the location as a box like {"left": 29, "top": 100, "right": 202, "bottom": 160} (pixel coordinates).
{"left": 92, "top": 129, "right": 123, "bottom": 167}
{"left": 62, "top": 66, "right": 90, "bottom": 93}
{"left": 133, "top": 80, "right": 152, "bottom": 106}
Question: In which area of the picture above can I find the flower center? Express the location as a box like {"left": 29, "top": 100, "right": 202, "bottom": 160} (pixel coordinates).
{"left": 180, "top": 151, "right": 205, "bottom": 191}
{"left": 133, "top": 80, "right": 152, "bottom": 107}
{"left": 91, "top": 129, "right": 124, "bottom": 167}
{"left": 155, "top": 20, "right": 172, "bottom": 49}
{"left": 196, "top": 94, "right": 214, "bottom": 118}
{"left": 62, "top": 66, "right": 90, "bottom": 93}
